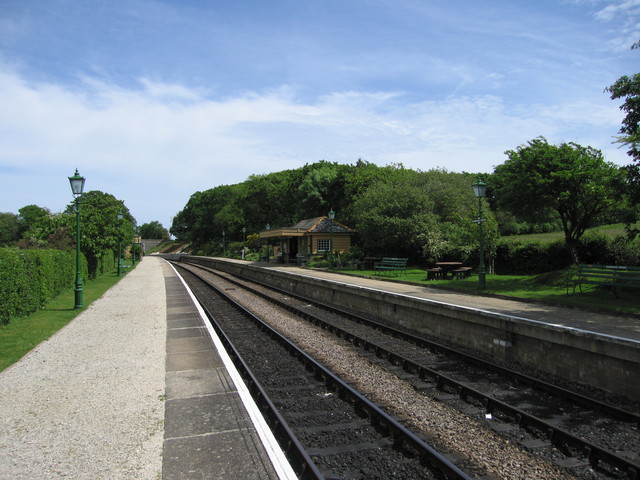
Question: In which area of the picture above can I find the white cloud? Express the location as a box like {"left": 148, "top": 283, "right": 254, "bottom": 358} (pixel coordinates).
{"left": 0, "top": 67, "right": 629, "bottom": 229}
{"left": 594, "top": 0, "right": 640, "bottom": 21}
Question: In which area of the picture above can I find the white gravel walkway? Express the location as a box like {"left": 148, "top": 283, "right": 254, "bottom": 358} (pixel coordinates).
{"left": 0, "top": 257, "right": 167, "bottom": 480}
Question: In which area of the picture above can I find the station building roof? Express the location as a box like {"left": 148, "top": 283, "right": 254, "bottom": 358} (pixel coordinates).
{"left": 259, "top": 216, "right": 355, "bottom": 239}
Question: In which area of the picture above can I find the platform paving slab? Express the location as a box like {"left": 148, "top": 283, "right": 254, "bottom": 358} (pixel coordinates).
{"left": 161, "top": 262, "right": 282, "bottom": 480}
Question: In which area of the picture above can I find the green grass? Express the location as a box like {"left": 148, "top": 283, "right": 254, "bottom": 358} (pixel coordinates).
{"left": 0, "top": 260, "right": 137, "bottom": 372}
{"left": 335, "top": 267, "right": 640, "bottom": 316}
{"left": 504, "top": 223, "right": 636, "bottom": 243}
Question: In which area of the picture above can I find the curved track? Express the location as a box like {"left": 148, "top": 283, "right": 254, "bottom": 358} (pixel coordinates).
{"left": 174, "top": 263, "right": 474, "bottom": 479}
{"left": 176, "top": 259, "right": 640, "bottom": 480}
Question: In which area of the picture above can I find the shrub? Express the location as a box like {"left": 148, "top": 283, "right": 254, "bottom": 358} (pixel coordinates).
{"left": 492, "top": 234, "right": 639, "bottom": 275}
{"left": 494, "top": 241, "right": 569, "bottom": 275}
{"left": 0, "top": 248, "right": 86, "bottom": 325}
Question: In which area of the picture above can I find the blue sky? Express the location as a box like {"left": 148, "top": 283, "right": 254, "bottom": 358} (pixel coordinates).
{"left": 1, "top": 0, "right": 639, "bottom": 232}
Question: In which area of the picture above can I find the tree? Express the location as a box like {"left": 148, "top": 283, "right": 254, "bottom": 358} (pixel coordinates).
{"left": 139, "top": 221, "right": 169, "bottom": 240}
{"left": 349, "top": 167, "right": 494, "bottom": 263}
{"left": 17, "top": 205, "right": 51, "bottom": 237}
{"left": 606, "top": 41, "right": 640, "bottom": 163}
{"left": 64, "top": 191, "right": 136, "bottom": 276}
{"left": 0, "top": 213, "right": 20, "bottom": 245}
{"left": 352, "top": 179, "right": 437, "bottom": 259}
{"left": 297, "top": 161, "right": 341, "bottom": 218}
{"left": 493, "top": 137, "right": 625, "bottom": 263}
{"left": 606, "top": 41, "right": 640, "bottom": 228}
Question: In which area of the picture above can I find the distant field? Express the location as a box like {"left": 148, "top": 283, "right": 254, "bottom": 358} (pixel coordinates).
{"left": 503, "top": 223, "right": 635, "bottom": 243}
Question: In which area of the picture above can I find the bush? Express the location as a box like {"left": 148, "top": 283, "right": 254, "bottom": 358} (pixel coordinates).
{"left": 493, "top": 234, "right": 639, "bottom": 275}
{"left": 0, "top": 248, "right": 87, "bottom": 325}
{"left": 494, "top": 240, "right": 570, "bottom": 275}
{"left": 244, "top": 252, "right": 261, "bottom": 262}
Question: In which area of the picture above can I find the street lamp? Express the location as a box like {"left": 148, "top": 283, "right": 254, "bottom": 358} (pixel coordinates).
{"left": 68, "top": 169, "right": 85, "bottom": 308}
{"left": 328, "top": 209, "right": 335, "bottom": 266}
{"left": 222, "top": 230, "right": 226, "bottom": 257}
{"left": 117, "top": 211, "right": 123, "bottom": 276}
{"left": 472, "top": 178, "right": 487, "bottom": 288}
{"left": 266, "top": 224, "right": 270, "bottom": 262}
{"left": 242, "top": 226, "right": 246, "bottom": 260}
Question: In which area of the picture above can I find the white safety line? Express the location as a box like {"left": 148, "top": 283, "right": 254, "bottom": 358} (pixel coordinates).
{"left": 168, "top": 262, "right": 298, "bottom": 480}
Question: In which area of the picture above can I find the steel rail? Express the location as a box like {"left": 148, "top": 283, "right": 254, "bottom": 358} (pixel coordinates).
{"left": 179, "top": 259, "right": 640, "bottom": 480}
{"left": 176, "top": 266, "right": 323, "bottom": 480}
{"left": 181, "top": 259, "right": 639, "bottom": 423}
{"left": 175, "top": 263, "right": 475, "bottom": 480}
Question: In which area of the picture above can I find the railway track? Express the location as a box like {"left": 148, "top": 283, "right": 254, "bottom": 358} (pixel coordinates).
{"left": 174, "top": 263, "right": 475, "bottom": 479}
{"left": 175, "top": 259, "right": 640, "bottom": 480}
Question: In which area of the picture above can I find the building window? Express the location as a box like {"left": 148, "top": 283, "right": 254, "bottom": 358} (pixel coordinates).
{"left": 318, "top": 239, "right": 332, "bottom": 252}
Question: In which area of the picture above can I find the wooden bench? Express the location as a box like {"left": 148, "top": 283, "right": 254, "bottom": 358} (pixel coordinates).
{"left": 374, "top": 257, "right": 408, "bottom": 276}
{"left": 566, "top": 264, "right": 640, "bottom": 296}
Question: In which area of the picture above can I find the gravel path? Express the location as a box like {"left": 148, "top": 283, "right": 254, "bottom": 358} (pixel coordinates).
{"left": 0, "top": 257, "right": 166, "bottom": 480}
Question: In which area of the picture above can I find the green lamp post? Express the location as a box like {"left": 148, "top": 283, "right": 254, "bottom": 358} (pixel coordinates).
{"left": 242, "top": 226, "right": 246, "bottom": 260}
{"left": 328, "top": 209, "right": 335, "bottom": 266}
{"left": 68, "top": 169, "right": 85, "bottom": 308}
{"left": 117, "top": 211, "right": 123, "bottom": 276}
{"left": 265, "top": 224, "right": 270, "bottom": 261}
{"left": 472, "top": 178, "right": 487, "bottom": 288}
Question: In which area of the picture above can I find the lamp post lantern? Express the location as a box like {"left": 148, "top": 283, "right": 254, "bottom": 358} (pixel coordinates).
{"left": 117, "top": 211, "right": 123, "bottom": 276}
{"left": 68, "top": 169, "right": 85, "bottom": 308}
{"left": 472, "top": 178, "right": 487, "bottom": 288}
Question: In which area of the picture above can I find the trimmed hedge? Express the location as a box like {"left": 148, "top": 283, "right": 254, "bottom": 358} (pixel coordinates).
{"left": 0, "top": 248, "right": 88, "bottom": 325}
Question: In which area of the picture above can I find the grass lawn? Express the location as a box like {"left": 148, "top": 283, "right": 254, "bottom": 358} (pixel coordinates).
{"left": 335, "top": 267, "right": 640, "bottom": 316}
{"left": 0, "top": 260, "right": 137, "bottom": 372}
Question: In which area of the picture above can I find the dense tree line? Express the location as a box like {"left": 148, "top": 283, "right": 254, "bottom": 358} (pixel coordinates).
{"left": 170, "top": 147, "right": 636, "bottom": 266}
{"left": 171, "top": 160, "right": 496, "bottom": 264}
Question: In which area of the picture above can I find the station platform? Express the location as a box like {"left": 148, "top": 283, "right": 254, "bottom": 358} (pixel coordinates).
{"left": 248, "top": 259, "right": 640, "bottom": 342}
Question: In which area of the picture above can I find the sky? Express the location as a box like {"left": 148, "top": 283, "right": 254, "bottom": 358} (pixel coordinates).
{"left": 1, "top": 0, "right": 639, "bottom": 233}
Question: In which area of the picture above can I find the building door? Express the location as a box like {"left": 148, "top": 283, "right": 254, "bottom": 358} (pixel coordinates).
{"left": 289, "top": 238, "right": 298, "bottom": 261}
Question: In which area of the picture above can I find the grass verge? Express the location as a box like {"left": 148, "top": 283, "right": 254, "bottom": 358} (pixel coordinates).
{"left": 335, "top": 267, "right": 640, "bottom": 316}
{"left": 0, "top": 260, "right": 137, "bottom": 372}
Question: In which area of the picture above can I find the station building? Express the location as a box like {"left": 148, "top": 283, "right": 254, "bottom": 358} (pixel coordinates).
{"left": 259, "top": 216, "right": 356, "bottom": 263}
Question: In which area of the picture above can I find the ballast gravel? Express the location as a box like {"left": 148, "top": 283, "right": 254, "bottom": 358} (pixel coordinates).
{"left": 216, "top": 277, "right": 574, "bottom": 480}
{"left": 0, "top": 257, "right": 166, "bottom": 480}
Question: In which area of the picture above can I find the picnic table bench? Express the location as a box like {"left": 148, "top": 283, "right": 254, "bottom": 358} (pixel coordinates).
{"left": 374, "top": 257, "right": 408, "bottom": 276}
{"left": 566, "top": 264, "right": 640, "bottom": 296}
{"left": 451, "top": 266, "right": 473, "bottom": 279}
{"left": 427, "top": 262, "right": 472, "bottom": 280}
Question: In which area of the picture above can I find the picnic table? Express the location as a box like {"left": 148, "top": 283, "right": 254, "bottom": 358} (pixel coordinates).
{"left": 427, "top": 262, "right": 472, "bottom": 280}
